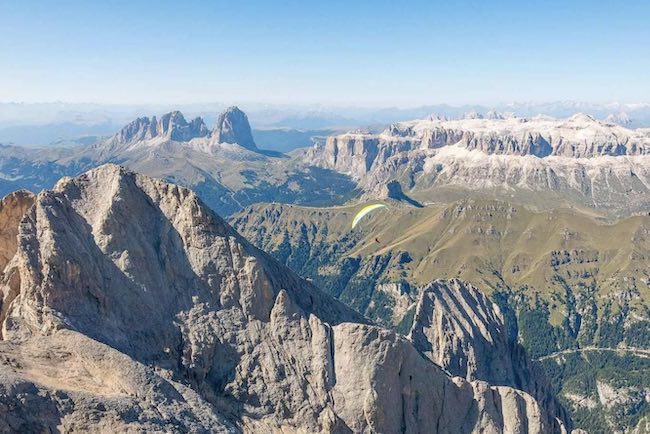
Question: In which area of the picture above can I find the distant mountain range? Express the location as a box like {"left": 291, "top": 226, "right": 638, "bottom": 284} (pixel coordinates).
{"left": 2, "top": 101, "right": 650, "bottom": 148}
{"left": 1, "top": 105, "right": 650, "bottom": 432}
{"left": 0, "top": 106, "right": 358, "bottom": 216}
{"left": 3, "top": 107, "right": 650, "bottom": 220}
{"left": 303, "top": 113, "right": 650, "bottom": 218}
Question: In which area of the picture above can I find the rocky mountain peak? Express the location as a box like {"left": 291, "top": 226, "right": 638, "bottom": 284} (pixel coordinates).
{"left": 428, "top": 113, "right": 449, "bottom": 121}
{"left": 0, "top": 163, "right": 360, "bottom": 355}
{"left": 407, "top": 279, "right": 570, "bottom": 426}
{"left": 157, "top": 110, "right": 209, "bottom": 141}
{"left": 409, "top": 278, "right": 528, "bottom": 382}
{"left": 485, "top": 110, "right": 506, "bottom": 120}
{"left": 0, "top": 165, "right": 572, "bottom": 432}
{"left": 566, "top": 112, "right": 597, "bottom": 124}
{"left": 110, "top": 107, "right": 257, "bottom": 150}
{"left": 386, "top": 123, "right": 416, "bottom": 137}
{"left": 211, "top": 106, "right": 257, "bottom": 150}
{"left": 605, "top": 111, "right": 632, "bottom": 126}
{"left": 115, "top": 115, "right": 156, "bottom": 143}
{"left": 113, "top": 111, "right": 209, "bottom": 145}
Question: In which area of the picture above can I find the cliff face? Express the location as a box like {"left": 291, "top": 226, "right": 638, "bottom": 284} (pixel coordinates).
{"left": 113, "top": 110, "right": 210, "bottom": 146}
{"left": 103, "top": 106, "right": 256, "bottom": 154}
{"left": 303, "top": 114, "right": 650, "bottom": 216}
{"left": 409, "top": 279, "right": 524, "bottom": 383}
{"left": 318, "top": 114, "right": 650, "bottom": 168}
{"left": 0, "top": 190, "right": 34, "bottom": 272}
{"left": 211, "top": 106, "right": 257, "bottom": 150}
{"left": 0, "top": 165, "right": 569, "bottom": 433}
{"left": 408, "top": 279, "right": 569, "bottom": 428}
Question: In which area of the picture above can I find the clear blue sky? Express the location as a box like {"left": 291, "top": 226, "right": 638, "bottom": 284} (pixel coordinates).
{"left": 1, "top": 0, "right": 649, "bottom": 106}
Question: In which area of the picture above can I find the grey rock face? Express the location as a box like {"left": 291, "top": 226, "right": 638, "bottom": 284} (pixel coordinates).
{"left": 302, "top": 115, "right": 650, "bottom": 216}
{"left": 409, "top": 279, "right": 518, "bottom": 382}
{"left": 158, "top": 111, "right": 210, "bottom": 142}
{"left": 115, "top": 116, "right": 158, "bottom": 143}
{"left": 408, "top": 279, "right": 570, "bottom": 428}
{"left": 0, "top": 165, "right": 569, "bottom": 433}
{"left": 114, "top": 111, "right": 209, "bottom": 145}
{"left": 211, "top": 106, "right": 257, "bottom": 150}
{"left": 0, "top": 190, "right": 34, "bottom": 272}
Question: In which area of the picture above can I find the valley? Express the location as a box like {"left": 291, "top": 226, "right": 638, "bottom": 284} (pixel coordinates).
{"left": 232, "top": 199, "right": 650, "bottom": 433}
{"left": 4, "top": 2, "right": 649, "bottom": 431}
{"left": 2, "top": 107, "right": 650, "bottom": 432}
{"left": 0, "top": 107, "right": 358, "bottom": 216}
{"left": 0, "top": 165, "right": 572, "bottom": 433}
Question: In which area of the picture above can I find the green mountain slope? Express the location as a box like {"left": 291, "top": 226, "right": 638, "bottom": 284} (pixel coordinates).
{"left": 232, "top": 199, "right": 650, "bottom": 433}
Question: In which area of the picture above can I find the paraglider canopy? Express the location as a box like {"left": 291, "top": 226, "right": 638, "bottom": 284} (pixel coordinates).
{"left": 352, "top": 204, "right": 388, "bottom": 229}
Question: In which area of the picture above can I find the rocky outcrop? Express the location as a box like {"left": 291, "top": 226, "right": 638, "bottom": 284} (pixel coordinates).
{"left": 114, "top": 111, "right": 209, "bottom": 145}
{"left": 158, "top": 111, "right": 210, "bottom": 142}
{"left": 409, "top": 279, "right": 521, "bottom": 383}
{"left": 0, "top": 331, "right": 236, "bottom": 433}
{"left": 310, "top": 114, "right": 650, "bottom": 179}
{"left": 302, "top": 114, "right": 650, "bottom": 216}
{"left": 605, "top": 112, "right": 632, "bottom": 127}
{"left": 112, "top": 107, "right": 254, "bottom": 149}
{"left": 0, "top": 165, "right": 570, "bottom": 433}
{"left": 408, "top": 279, "right": 569, "bottom": 428}
{"left": 379, "top": 180, "right": 423, "bottom": 207}
{"left": 211, "top": 106, "right": 257, "bottom": 150}
{"left": 0, "top": 190, "right": 34, "bottom": 272}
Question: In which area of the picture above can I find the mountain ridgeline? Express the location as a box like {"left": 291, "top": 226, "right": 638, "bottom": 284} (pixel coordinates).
{"left": 1, "top": 108, "right": 650, "bottom": 431}
{"left": 301, "top": 114, "right": 650, "bottom": 217}
{"left": 3, "top": 109, "right": 650, "bottom": 219}
{"left": 109, "top": 106, "right": 254, "bottom": 149}
{"left": 232, "top": 199, "right": 650, "bottom": 433}
{"left": 0, "top": 106, "right": 358, "bottom": 216}
{"left": 0, "top": 165, "right": 573, "bottom": 433}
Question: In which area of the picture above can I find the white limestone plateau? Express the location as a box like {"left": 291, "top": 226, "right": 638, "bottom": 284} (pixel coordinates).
{"left": 304, "top": 114, "right": 650, "bottom": 215}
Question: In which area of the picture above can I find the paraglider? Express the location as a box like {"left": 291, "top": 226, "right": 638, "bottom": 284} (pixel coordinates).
{"left": 351, "top": 204, "right": 388, "bottom": 229}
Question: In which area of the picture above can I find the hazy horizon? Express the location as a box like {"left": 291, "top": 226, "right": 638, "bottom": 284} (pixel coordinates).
{"left": 2, "top": 99, "right": 650, "bottom": 109}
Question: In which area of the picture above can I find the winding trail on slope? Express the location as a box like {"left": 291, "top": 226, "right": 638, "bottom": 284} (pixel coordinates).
{"left": 537, "top": 346, "right": 650, "bottom": 361}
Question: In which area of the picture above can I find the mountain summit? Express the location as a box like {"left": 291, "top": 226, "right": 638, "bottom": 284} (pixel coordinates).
{"left": 115, "top": 110, "right": 209, "bottom": 145}
{"left": 211, "top": 106, "right": 257, "bottom": 150}
{"left": 112, "top": 106, "right": 255, "bottom": 149}
{"left": 0, "top": 165, "right": 571, "bottom": 432}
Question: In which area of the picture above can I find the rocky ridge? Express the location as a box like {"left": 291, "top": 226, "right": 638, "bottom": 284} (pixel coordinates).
{"left": 408, "top": 279, "right": 569, "bottom": 428}
{"left": 302, "top": 114, "right": 650, "bottom": 216}
{"left": 113, "top": 110, "right": 210, "bottom": 147}
{"left": 231, "top": 199, "right": 650, "bottom": 432}
{"left": 102, "top": 107, "right": 251, "bottom": 155}
{"left": 211, "top": 106, "right": 257, "bottom": 150}
{"left": 0, "top": 190, "right": 34, "bottom": 271}
{"left": 0, "top": 165, "right": 571, "bottom": 433}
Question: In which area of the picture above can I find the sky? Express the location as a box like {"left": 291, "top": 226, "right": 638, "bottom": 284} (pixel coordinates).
{"left": 1, "top": 0, "right": 649, "bottom": 106}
